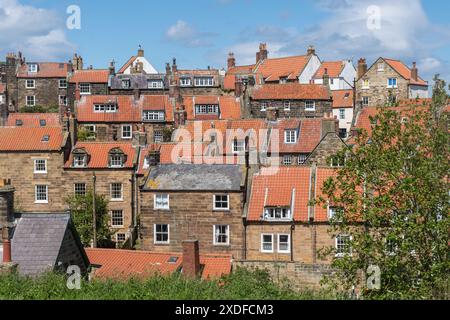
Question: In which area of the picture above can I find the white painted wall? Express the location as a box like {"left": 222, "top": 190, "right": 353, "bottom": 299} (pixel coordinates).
{"left": 313, "top": 60, "right": 356, "bottom": 90}
{"left": 332, "top": 106, "right": 353, "bottom": 138}
{"left": 409, "top": 85, "right": 429, "bottom": 99}
{"left": 123, "top": 56, "right": 158, "bottom": 75}
{"left": 299, "top": 55, "right": 321, "bottom": 84}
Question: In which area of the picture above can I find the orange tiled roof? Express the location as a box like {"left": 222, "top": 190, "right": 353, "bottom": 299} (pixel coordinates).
{"left": 224, "top": 65, "right": 255, "bottom": 90}
{"left": 383, "top": 59, "right": 427, "bottom": 86}
{"left": 313, "top": 61, "right": 345, "bottom": 79}
{"left": 0, "top": 127, "right": 64, "bottom": 151}
{"left": 17, "top": 62, "right": 70, "bottom": 78}
{"left": 332, "top": 90, "right": 354, "bottom": 108}
{"left": 247, "top": 167, "right": 312, "bottom": 221}
{"left": 7, "top": 113, "right": 61, "bottom": 127}
{"left": 271, "top": 118, "right": 324, "bottom": 154}
{"left": 117, "top": 56, "right": 137, "bottom": 74}
{"left": 76, "top": 95, "right": 141, "bottom": 123}
{"left": 314, "top": 167, "right": 337, "bottom": 222}
{"left": 182, "top": 95, "right": 241, "bottom": 120}
{"left": 251, "top": 83, "right": 331, "bottom": 100}
{"left": 69, "top": 69, "right": 110, "bottom": 83}
{"left": 64, "top": 142, "right": 136, "bottom": 169}
{"left": 255, "top": 55, "right": 310, "bottom": 82}
{"left": 85, "top": 248, "right": 232, "bottom": 281}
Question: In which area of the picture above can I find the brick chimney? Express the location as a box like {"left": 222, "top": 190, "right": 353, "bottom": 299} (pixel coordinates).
{"left": 307, "top": 45, "right": 316, "bottom": 56}
{"left": 228, "top": 52, "right": 236, "bottom": 70}
{"left": 182, "top": 240, "right": 201, "bottom": 279}
{"left": 137, "top": 46, "right": 144, "bottom": 57}
{"left": 73, "top": 53, "right": 83, "bottom": 71}
{"left": 322, "top": 68, "right": 330, "bottom": 87}
{"left": 172, "top": 58, "right": 178, "bottom": 73}
{"left": 235, "top": 78, "right": 243, "bottom": 97}
{"left": 165, "top": 62, "right": 171, "bottom": 76}
{"left": 411, "top": 62, "right": 418, "bottom": 82}
{"left": 109, "top": 60, "right": 115, "bottom": 76}
{"left": 266, "top": 106, "right": 279, "bottom": 122}
{"left": 357, "top": 58, "right": 367, "bottom": 79}
{"left": 256, "top": 43, "right": 268, "bottom": 64}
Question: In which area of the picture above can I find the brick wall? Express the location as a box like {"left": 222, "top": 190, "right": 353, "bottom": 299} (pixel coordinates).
{"left": 140, "top": 191, "right": 245, "bottom": 259}
{"left": 306, "top": 132, "right": 347, "bottom": 167}
{"left": 68, "top": 83, "right": 108, "bottom": 110}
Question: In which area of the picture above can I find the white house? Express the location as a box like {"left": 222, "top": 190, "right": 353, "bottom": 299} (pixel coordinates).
{"left": 117, "top": 48, "right": 158, "bottom": 75}
{"left": 313, "top": 60, "right": 356, "bottom": 91}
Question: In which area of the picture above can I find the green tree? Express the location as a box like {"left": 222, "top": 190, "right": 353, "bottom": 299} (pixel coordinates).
{"left": 65, "top": 190, "right": 112, "bottom": 247}
{"left": 317, "top": 77, "right": 449, "bottom": 300}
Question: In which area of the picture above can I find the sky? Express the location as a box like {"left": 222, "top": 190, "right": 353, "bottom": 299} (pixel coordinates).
{"left": 1, "top": 0, "right": 450, "bottom": 85}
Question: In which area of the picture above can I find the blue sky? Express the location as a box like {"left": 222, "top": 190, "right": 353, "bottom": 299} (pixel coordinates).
{"left": 1, "top": 0, "right": 450, "bottom": 84}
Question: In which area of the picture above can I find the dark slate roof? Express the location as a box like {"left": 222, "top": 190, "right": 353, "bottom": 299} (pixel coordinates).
{"left": 110, "top": 73, "right": 168, "bottom": 90}
{"left": 11, "top": 213, "right": 71, "bottom": 276}
{"left": 143, "top": 164, "right": 243, "bottom": 191}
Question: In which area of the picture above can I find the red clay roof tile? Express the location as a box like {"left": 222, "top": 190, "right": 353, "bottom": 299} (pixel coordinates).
{"left": 17, "top": 62, "right": 70, "bottom": 78}
{"left": 0, "top": 126, "right": 64, "bottom": 151}
{"left": 251, "top": 83, "right": 331, "bottom": 100}
{"left": 7, "top": 113, "right": 61, "bottom": 127}
{"left": 69, "top": 69, "right": 110, "bottom": 83}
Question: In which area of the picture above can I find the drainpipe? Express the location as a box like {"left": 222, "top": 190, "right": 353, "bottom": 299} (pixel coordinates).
{"left": 2, "top": 227, "right": 11, "bottom": 263}
{"left": 243, "top": 218, "right": 247, "bottom": 261}
{"left": 290, "top": 223, "right": 295, "bottom": 262}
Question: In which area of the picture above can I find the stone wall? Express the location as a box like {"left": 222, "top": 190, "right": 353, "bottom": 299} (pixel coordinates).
{"left": 306, "top": 132, "right": 347, "bottom": 167}
{"left": 140, "top": 191, "right": 245, "bottom": 259}
{"left": 249, "top": 99, "right": 332, "bottom": 119}
{"left": 234, "top": 260, "right": 335, "bottom": 290}
{"left": 68, "top": 83, "right": 108, "bottom": 110}
{"left": 17, "top": 78, "right": 67, "bottom": 110}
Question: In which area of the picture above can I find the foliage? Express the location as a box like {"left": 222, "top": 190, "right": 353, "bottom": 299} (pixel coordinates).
{"left": 0, "top": 268, "right": 333, "bottom": 300}
{"left": 162, "top": 126, "right": 175, "bottom": 142}
{"left": 317, "top": 77, "right": 449, "bottom": 300}
{"left": 77, "top": 127, "right": 96, "bottom": 142}
{"left": 19, "top": 105, "right": 60, "bottom": 113}
{"left": 65, "top": 190, "right": 112, "bottom": 247}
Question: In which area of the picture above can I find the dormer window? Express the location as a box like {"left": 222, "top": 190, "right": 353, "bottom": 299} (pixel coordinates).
{"left": 194, "top": 77, "right": 214, "bottom": 87}
{"left": 39, "top": 119, "right": 46, "bottom": 127}
{"left": 148, "top": 80, "right": 164, "bottom": 89}
{"left": 109, "top": 148, "right": 127, "bottom": 168}
{"left": 284, "top": 130, "right": 297, "bottom": 144}
{"left": 143, "top": 111, "right": 165, "bottom": 121}
{"left": 195, "top": 104, "right": 219, "bottom": 115}
{"left": 15, "top": 120, "right": 23, "bottom": 126}
{"left": 41, "top": 135, "right": 50, "bottom": 142}
{"left": 79, "top": 83, "right": 91, "bottom": 95}
{"left": 72, "top": 148, "right": 89, "bottom": 168}
{"left": 180, "top": 78, "right": 192, "bottom": 86}
{"left": 28, "top": 63, "right": 38, "bottom": 73}
{"left": 121, "top": 79, "right": 131, "bottom": 89}
{"left": 264, "top": 207, "right": 292, "bottom": 221}
{"left": 94, "top": 104, "right": 118, "bottom": 113}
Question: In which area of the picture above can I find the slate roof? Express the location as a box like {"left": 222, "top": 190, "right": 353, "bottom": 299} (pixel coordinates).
{"left": 11, "top": 213, "right": 75, "bottom": 276}
{"left": 110, "top": 73, "right": 168, "bottom": 90}
{"left": 143, "top": 164, "right": 243, "bottom": 191}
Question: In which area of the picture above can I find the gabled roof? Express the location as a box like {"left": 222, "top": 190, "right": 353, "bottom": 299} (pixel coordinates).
{"left": 17, "top": 62, "right": 70, "bottom": 78}
{"left": 69, "top": 69, "right": 110, "bottom": 83}
{"left": 383, "top": 58, "right": 427, "bottom": 86}
{"left": 64, "top": 142, "right": 137, "bottom": 169}
{"left": 313, "top": 61, "right": 345, "bottom": 79}
{"left": 247, "top": 167, "right": 312, "bottom": 221}
{"left": 0, "top": 126, "right": 65, "bottom": 151}
{"left": 332, "top": 90, "right": 354, "bottom": 108}
{"left": 251, "top": 83, "right": 331, "bottom": 100}
{"left": 271, "top": 118, "right": 324, "bottom": 154}
{"left": 118, "top": 56, "right": 137, "bottom": 74}
{"left": 142, "top": 95, "right": 174, "bottom": 122}
{"left": 85, "top": 248, "right": 232, "bottom": 281}
{"left": 254, "top": 55, "right": 310, "bottom": 82}
{"left": 11, "top": 213, "right": 89, "bottom": 276}
{"left": 143, "top": 164, "right": 243, "bottom": 191}
{"left": 224, "top": 65, "right": 255, "bottom": 90}
{"left": 7, "top": 113, "right": 61, "bottom": 127}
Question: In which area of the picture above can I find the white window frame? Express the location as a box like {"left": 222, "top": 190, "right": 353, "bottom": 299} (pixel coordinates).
{"left": 194, "top": 77, "right": 214, "bottom": 87}
{"left": 26, "top": 95, "right": 36, "bottom": 106}
{"left": 335, "top": 235, "right": 353, "bottom": 257}
{"left": 339, "top": 108, "right": 345, "bottom": 120}
{"left": 283, "top": 155, "right": 292, "bottom": 165}
{"left": 298, "top": 154, "right": 308, "bottom": 165}
{"left": 35, "top": 185, "right": 48, "bottom": 204}
{"left": 277, "top": 234, "right": 291, "bottom": 253}
{"left": 116, "top": 233, "right": 126, "bottom": 243}
{"left": 153, "top": 131, "right": 163, "bottom": 143}
{"left": 154, "top": 194, "right": 170, "bottom": 210}
{"left": 121, "top": 125, "right": 132, "bottom": 140}
{"left": 110, "top": 155, "right": 123, "bottom": 168}
{"left": 213, "top": 225, "right": 230, "bottom": 246}
{"left": 305, "top": 100, "right": 316, "bottom": 111}
{"left": 260, "top": 102, "right": 267, "bottom": 112}
{"left": 377, "top": 62, "right": 384, "bottom": 72}
{"left": 111, "top": 210, "right": 124, "bottom": 228}
{"left": 283, "top": 101, "right": 291, "bottom": 111}
{"left": 34, "top": 159, "right": 47, "bottom": 174}
{"left": 387, "top": 78, "right": 398, "bottom": 89}
{"left": 143, "top": 111, "right": 165, "bottom": 122}
{"left": 263, "top": 207, "right": 292, "bottom": 221}
{"left": 79, "top": 83, "right": 91, "bottom": 95}
{"left": 232, "top": 140, "right": 245, "bottom": 154}
{"left": 110, "top": 183, "right": 123, "bottom": 201}
{"left": 28, "top": 64, "right": 38, "bottom": 73}
{"left": 180, "top": 78, "right": 192, "bottom": 87}
{"left": 284, "top": 130, "right": 297, "bottom": 144}
{"left": 261, "top": 234, "right": 274, "bottom": 253}
{"left": 73, "top": 155, "right": 86, "bottom": 168}
{"left": 362, "top": 79, "right": 370, "bottom": 89}
{"left": 362, "top": 96, "right": 369, "bottom": 106}
{"left": 121, "top": 79, "right": 131, "bottom": 89}
{"left": 148, "top": 80, "right": 164, "bottom": 89}
{"left": 26, "top": 79, "right": 35, "bottom": 89}
{"left": 154, "top": 224, "right": 170, "bottom": 244}
{"left": 328, "top": 206, "right": 344, "bottom": 221}
{"left": 59, "top": 79, "right": 67, "bottom": 89}
{"left": 213, "top": 195, "right": 230, "bottom": 211}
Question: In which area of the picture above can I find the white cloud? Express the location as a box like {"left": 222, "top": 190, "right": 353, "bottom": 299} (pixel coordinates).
{"left": 165, "top": 20, "right": 215, "bottom": 48}
{"left": 0, "top": 0, "right": 75, "bottom": 60}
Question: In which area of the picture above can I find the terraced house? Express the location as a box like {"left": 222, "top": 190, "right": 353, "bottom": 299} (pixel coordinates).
{"left": 63, "top": 142, "right": 139, "bottom": 246}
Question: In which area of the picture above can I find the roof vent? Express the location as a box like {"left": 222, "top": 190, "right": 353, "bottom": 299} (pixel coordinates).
{"left": 168, "top": 256, "right": 179, "bottom": 264}
{"left": 15, "top": 119, "right": 23, "bottom": 126}
{"left": 40, "top": 119, "right": 46, "bottom": 127}
{"left": 41, "top": 135, "right": 50, "bottom": 142}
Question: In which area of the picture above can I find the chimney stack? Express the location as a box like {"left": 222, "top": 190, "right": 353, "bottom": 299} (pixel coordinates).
{"left": 165, "top": 63, "right": 171, "bottom": 76}
{"left": 182, "top": 240, "right": 201, "bottom": 279}
{"left": 2, "top": 227, "right": 11, "bottom": 264}
{"left": 307, "top": 45, "right": 316, "bottom": 56}
{"left": 411, "top": 62, "right": 418, "bottom": 81}
{"left": 322, "top": 68, "right": 330, "bottom": 87}
{"left": 227, "top": 52, "right": 236, "bottom": 70}
{"left": 137, "top": 46, "right": 144, "bottom": 57}
{"left": 109, "top": 60, "right": 115, "bottom": 76}
{"left": 73, "top": 53, "right": 83, "bottom": 71}
{"left": 235, "top": 78, "right": 243, "bottom": 97}
{"left": 172, "top": 58, "right": 178, "bottom": 73}
{"left": 357, "top": 58, "right": 367, "bottom": 79}
{"left": 256, "top": 43, "right": 268, "bottom": 64}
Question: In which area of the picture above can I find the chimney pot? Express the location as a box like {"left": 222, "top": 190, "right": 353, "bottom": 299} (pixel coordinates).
{"left": 2, "top": 227, "right": 12, "bottom": 264}
{"left": 357, "top": 58, "right": 368, "bottom": 80}
{"left": 227, "top": 52, "right": 236, "bottom": 70}
{"left": 411, "top": 62, "right": 418, "bottom": 81}
{"left": 307, "top": 45, "right": 316, "bottom": 56}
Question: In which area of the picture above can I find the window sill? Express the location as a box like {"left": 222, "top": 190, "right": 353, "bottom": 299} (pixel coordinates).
{"left": 213, "top": 244, "right": 230, "bottom": 247}
{"left": 111, "top": 226, "right": 124, "bottom": 229}
{"left": 213, "top": 209, "right": 231, "bottom": 212}
{"left": 110, "top": 199, "right": 124, "bottom": 202}
{"left": 154, "top": 242, "right": 170, "bottom": 246}
{"left": 34, "top": 172, "right": 47, "bottom": 175}
{"left": 35, "top": 201, "right": 49, "bottom": 204}
{"left": 261, "top": 250, "right": 274, "bottom": 254}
